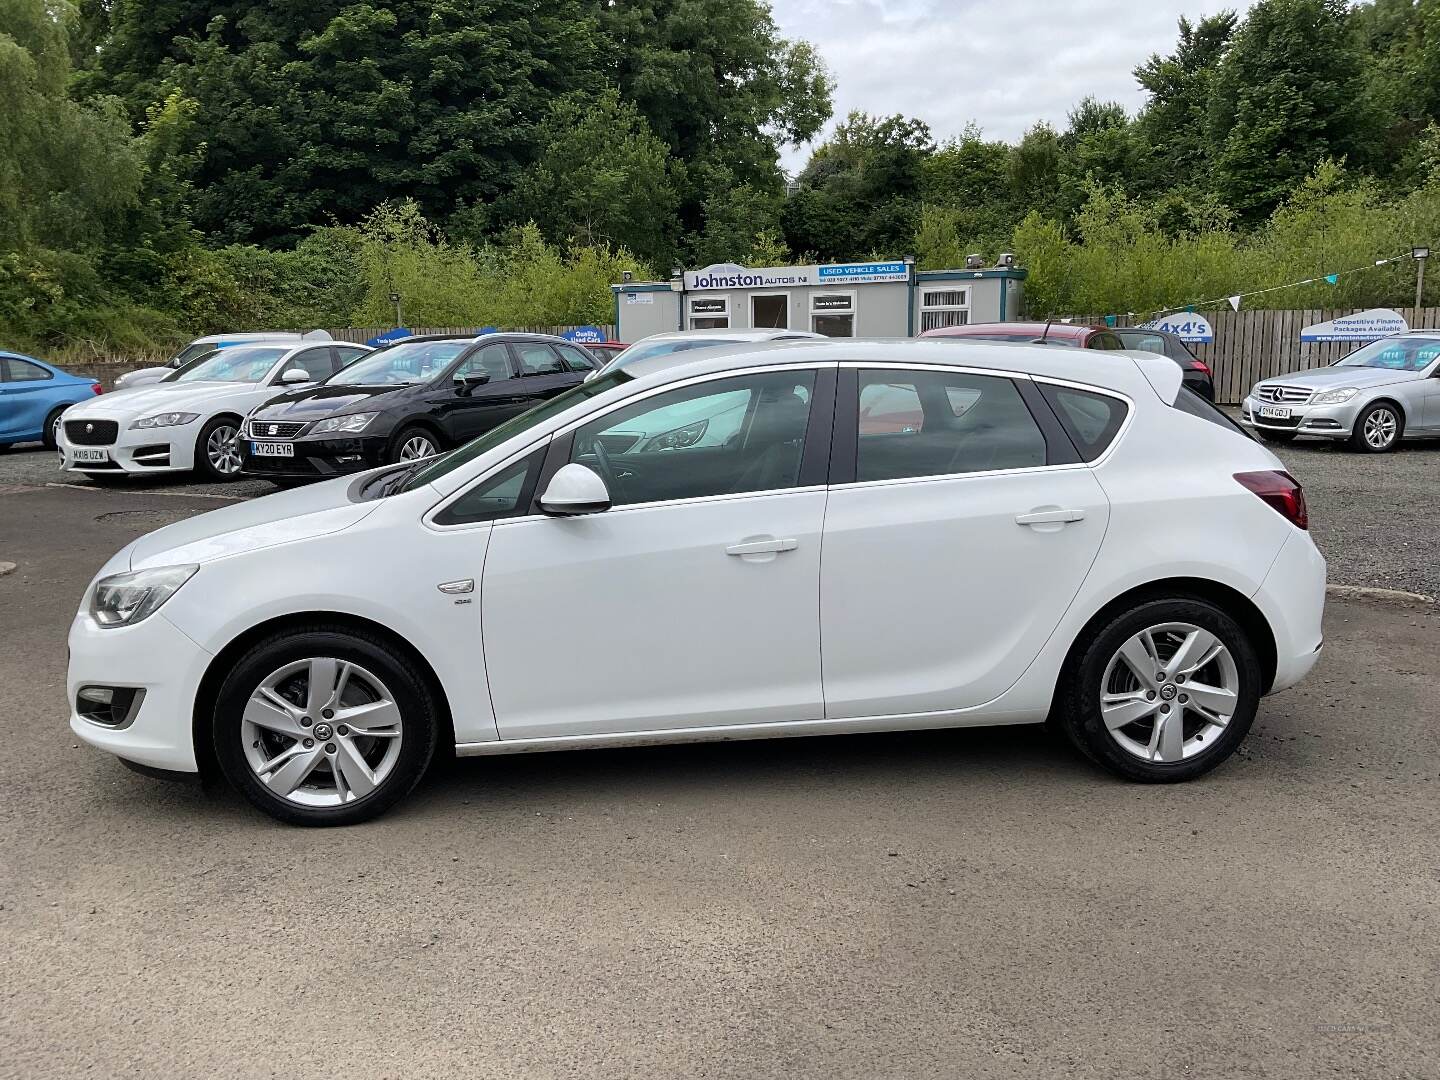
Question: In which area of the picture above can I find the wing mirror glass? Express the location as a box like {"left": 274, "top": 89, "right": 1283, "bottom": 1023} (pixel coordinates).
{"left": 538, "top": 463, "right": 611, "bottom": 516}
{"left": 279, "top": 368, "right": 311, "bottom": 385}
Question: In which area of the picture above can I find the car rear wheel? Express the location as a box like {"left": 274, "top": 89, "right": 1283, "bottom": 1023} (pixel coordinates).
{"left": 42, "top": 407, "right": 67, "bottom": 451}
{"left": 1256, "top": 429, "right": 1296, "bottom": 445}
{"left": 195, "top": 415, "right": 244, "bottom": 480}
{"left": 390, "top": 425, "right": 441, "bottom": 464}
{"left": 1350, "top": 402, "right": 1402, "bottom": 453}
{"left": 212, "top": 628, "right": 439, "bottom": 826}
{"left": 1056, "top": 597, "right": 1261, "bottom": 782}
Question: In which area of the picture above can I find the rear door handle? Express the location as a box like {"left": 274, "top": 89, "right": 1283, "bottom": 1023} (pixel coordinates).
{"left": 1015, "top": 509, "right": 1086, "bottom": 526}
{"left": 726, "top": 538, "right": 798, "bottom": 556}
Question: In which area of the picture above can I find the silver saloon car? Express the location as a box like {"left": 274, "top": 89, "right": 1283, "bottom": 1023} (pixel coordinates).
{"left": 1241, "top": 332, "right": 1440, "bottom": 452}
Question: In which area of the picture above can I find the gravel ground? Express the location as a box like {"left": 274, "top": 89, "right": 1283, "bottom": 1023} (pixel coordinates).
{"left": 2, "top": 484, "right": 1438, "bottom": 1078}
{"left": 1259, "top": 436, "right": 1440, "bottom": 598}
{"left": 0, "top": 443, "right": 273, "bottom": 500}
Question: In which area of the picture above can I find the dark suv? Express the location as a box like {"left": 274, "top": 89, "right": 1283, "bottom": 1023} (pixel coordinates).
{"left": 240, "top": 333, "right": 600, "bottom": 482}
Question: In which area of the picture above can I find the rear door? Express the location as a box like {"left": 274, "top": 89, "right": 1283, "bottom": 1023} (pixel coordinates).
{"left": 820, "top": 365, "right": 1112, "bottom": 718}
{"left": 510, "top": 341, "right": 585, "bottom": 400}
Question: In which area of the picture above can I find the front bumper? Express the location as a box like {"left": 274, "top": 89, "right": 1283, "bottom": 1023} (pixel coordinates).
{"left": 67, "top": 610, "right": 212, "bottom": 772}
{"left": 56, "top": 422, "right": 197, "bottom": 474}
{"left": 1239, "top": 395, "right": 1362, "bottom": 438}
{"left": 240, "top": 433, "right": 390, "bottom": 480}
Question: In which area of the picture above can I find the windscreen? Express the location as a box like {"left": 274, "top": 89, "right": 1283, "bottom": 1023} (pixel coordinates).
{"left": 168, "top": 346, "right": 288, "bottom": 383}
{"left": 329, "top": 339, "right": 470, "bottom": 385}
{"left": 1333, "top": 337, "right": 1440, "bottom": 371}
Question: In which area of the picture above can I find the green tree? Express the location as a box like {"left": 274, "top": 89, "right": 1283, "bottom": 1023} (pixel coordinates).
{"left": 506, "top": 90, "right": 678, "bottom": 267}
{"left": 692, "top": 183, "right": 786, "bottom": 266}
{"left": 1207, "top": 0, "right": 1367, "bottom": 220}
{"left": 1132, "top": 12, "right": 1237, "bottom": 193}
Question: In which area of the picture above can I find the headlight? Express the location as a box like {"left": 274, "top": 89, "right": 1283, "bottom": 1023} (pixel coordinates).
{"left": 1312, "top": 387, "right": 1359, "bottom": 404}
{"left": 642, "top": 418, "right": 707, "bottom": 451}
{"left": 89, "top": 565, "right": 198, "bottom": 628}
{"left": 310, "top": 412, "right": 378, "bottom": 436}
{"left": 129, "top": 411, "right": 199, "bottom": 430}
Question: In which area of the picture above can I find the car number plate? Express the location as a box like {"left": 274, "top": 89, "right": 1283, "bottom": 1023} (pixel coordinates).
{"left": 250, "top": 441, "right": 294, "bottom": 457}
{"left": 1258, "top": 405, "right": 1291, "bottom": 420}
{"left": 71, "top": 448, "right": 108, "bottom": 463}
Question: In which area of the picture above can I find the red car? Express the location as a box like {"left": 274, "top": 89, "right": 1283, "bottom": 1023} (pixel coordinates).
{"left": 921, "top": 321, "right": 1214, "bottom": 400}
{"left": 582, "top": 341, "right": 628, "bottom": 363}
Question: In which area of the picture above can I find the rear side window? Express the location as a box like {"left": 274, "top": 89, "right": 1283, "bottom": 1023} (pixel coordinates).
{"left": 2, "top": 357, "right": 52, "bottom": 381}
{"left": 855, "top": 369, "right": 1047, "bottom": 482}
{"left": 1086, "top": 333, "right": 1125, "bottom": 350}
{"left": 1039, "top": 384, "right": 1128, "bottom": 461}
{"left": 1173, "top": 386, "right": 1251, "bottom": 439}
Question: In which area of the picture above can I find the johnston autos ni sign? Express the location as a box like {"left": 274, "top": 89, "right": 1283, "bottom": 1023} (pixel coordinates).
{"left": 683, "top": 260, "right": 913, "bottom": 291}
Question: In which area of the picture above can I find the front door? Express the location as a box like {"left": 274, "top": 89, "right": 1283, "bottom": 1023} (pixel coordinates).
{"left": 820, "top": 367, "right": 1110, "bottom": 718}
{"left": 751, "top": 293, "right": 788, "bottom": 329}
{"left": 431, "top": 342, "right": 531, "bottom": 443}
{"left": 481, "top": 367, "right": 833, "bottom": 740}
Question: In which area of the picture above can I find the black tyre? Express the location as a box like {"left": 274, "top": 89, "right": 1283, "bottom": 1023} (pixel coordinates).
{"left": 194, "top": 414, "right": 245, "bottom": 481}
{"left": 1056, "top": 597, "right": 1261, "bottom": 783}
{"left": 212, "top": 627, "right": 439, "bottom": 826}
{"left": 388, "top": 424, "right": 443, "bottom": 464}
{"left": 1349, "top": 401, "right": 1403, "bottom": 453}
{"left": 42, "top": 406, "right": 67, "bottom": 451}
{"left": 1256, "top": 429, "right": 1296, "bottom": 445}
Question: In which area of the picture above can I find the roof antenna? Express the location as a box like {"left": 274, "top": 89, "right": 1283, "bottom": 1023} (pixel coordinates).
{"left": 1039, "top": 320, "right": 1053, "bottom": 344}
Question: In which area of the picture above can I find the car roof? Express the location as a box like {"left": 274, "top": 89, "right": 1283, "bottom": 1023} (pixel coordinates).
{"left": 636, "top": 328, "right": 824, "bottom": 343}
{"left": 922, "top": 321, "right": 1095, "bottom": 342}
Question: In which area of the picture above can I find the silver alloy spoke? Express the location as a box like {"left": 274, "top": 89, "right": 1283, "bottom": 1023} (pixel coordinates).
{"left": 305, "top": 658, "right": 341, "bottom": 716}
{"left": 1182, "top": 681, "right": 1237, "bottom": 717}
{"left": 259, "top": 744, "right": 325, "bottom": 795}
{"left": 332, "top": 739, "right": 378, "bottom": 799}
{"left": 243, "top": 692, "right": 307, "bottom": 739}
{"left": 335, "top": 698, "right": 402, "bottom": 735}
{"left": 1167, "top": 628, "right": 1220, "bottom": 677}
{"left": 1115, "top": 635, "right": 1159, "bottom": 689}
{"left": 1101, "top": 691, "right": 1155, "bottom": 730}
{"left": 1150, "top": 709, "right": 1185, "bottom": 762}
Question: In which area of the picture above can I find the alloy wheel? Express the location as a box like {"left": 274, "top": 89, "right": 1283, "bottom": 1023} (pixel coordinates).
{"left": 241, "top": 657, "right": 404, "bottom": 808}
{"left": 1099, "top": 622, "right": 1240, "bottom": 763}
{"left": 398, "top": 434, "right": 437, "bottom": 461}
{"left": 1363, "top": 407, "right": 1398, "bottom": 450}
{"left": 207, "top": 423, "right": 243, "bottom": 475}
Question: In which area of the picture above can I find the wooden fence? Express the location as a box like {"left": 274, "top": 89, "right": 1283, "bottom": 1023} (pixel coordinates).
{"left": 326, "top": 325, "right": 617, "bottom": 344}
{"left": 1089, "top": 308, "right": 1440, "bottom": 403}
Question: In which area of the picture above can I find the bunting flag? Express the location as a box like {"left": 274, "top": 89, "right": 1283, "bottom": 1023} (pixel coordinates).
{"left": 1142, "top": 250, "right": 1422, "bottom": 322}
{"left": 1104, "top": 314, "right": 1117, "bottom": 327}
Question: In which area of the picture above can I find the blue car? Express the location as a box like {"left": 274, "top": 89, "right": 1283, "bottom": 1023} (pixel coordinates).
{"left": 0, "top": 351, "right": 103, "bottom": 450}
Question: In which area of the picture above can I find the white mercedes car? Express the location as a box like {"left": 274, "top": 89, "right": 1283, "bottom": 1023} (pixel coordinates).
{"left": 58, "top": 340, "right": 370, "bottom": 481}
{"left": 67, "top": 340, "right": 1325, "bottom": 825}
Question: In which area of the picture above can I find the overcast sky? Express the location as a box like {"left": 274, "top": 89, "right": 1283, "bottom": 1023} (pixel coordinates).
{"left": 769, "top": 0, "right": 1255, "bottom": 172}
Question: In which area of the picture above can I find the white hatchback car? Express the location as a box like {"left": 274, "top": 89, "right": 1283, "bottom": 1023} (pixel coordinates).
{"left": 58, "top": 340, "right": 370, "bottom": 481}
{"left": 68, "top": 340, "right": 1325, "bottom": 825}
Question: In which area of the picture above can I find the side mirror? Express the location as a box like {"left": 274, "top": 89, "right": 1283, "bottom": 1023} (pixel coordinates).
{"left": 538, "top": 463, "right": 611, "bottom": 516}
{"left": 454, "top": 373, "right": 490, "bottom": 395}
{"left": 279, "top": 368, "right": 310, "bottom": 385}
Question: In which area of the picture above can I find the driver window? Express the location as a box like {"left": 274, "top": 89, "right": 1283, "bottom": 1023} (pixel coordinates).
{"left": 280, "top": 348, "right": 334, "bottom": 383}
{"left": 454, "top": 343, "right": 513, "bottom": 383}
{"left": 568, "top": 370, "right": 816, "bottom": 507}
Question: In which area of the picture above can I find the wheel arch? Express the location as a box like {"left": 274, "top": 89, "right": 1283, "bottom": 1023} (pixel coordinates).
{"left": 390, "top": 419, "right": 446, "bottom": 455}
{"left": 191, "top": 610, "right": 457, "bottom": 781}
{"left": 1055, "top": 577, "right": 1278, "bottom": 700}
{"left": 1361, "top": 395, "right": 1408, "bottom": 425}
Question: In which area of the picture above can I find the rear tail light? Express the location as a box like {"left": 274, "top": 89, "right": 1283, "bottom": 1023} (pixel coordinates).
{"left": 1234, "top": 470, "right": 1308, "bottom": 530}
{"left": 91, "top": 382, "right": 104, "bottom": 395}
{"left": 1193, "top": 360, "right": 1211, "bottom": 377}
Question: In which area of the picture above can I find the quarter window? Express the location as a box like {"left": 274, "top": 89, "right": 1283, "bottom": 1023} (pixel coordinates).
{"left": 3, "top": 358, "right": 52, "bottom": 381}
{"left": 555, "top": 344, "right": 597, "bottom": 372}
{"left": 855, "top": 369, "right": 1047, "bottom": 482}
{"left": 435, "top": 450, "right": 544, "bottom": 526}
{"left": 1038, "top": 384, "right": 1128, "bottom": 461}
{"left": 569, "top": 371, "right": 816, "bottom": 506}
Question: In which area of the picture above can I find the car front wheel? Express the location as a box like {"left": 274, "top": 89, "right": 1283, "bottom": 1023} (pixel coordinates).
{"left": 1056, "top": 597, "right": 1261, "bottom": 782}
{"left": 195, "top": 415, "right": 245, "bottom": 480}
{"left": 212, "top": 628, "right": 439, "bottom": 825}
{"left": 390, "top": 425, "right": 442, "bottom": 464}
{"left": 1350, "top": 402, "right": 1402, "bottom": 453}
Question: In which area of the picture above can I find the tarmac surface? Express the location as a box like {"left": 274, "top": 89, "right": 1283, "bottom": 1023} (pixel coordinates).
{"left": 1, "top": 450, "right": 1438, "bottom": 1078}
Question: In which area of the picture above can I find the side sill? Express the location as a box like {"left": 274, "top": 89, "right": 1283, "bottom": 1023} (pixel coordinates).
{"left": 456, "top": 708, "right": 1045, "bottom": 757}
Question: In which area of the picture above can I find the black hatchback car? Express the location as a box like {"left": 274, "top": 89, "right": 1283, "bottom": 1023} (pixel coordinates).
{"left": 1111, "top": 328, "right": 1215, "bottom": 401}
{"left": 240, "top": 333, "right": 600, "bottom": 482}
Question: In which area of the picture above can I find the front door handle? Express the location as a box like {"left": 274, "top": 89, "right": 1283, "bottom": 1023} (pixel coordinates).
{"left": 725, "top": 538, "right": 799, "bottom": 556}
{"left": 1015, "top": 508, "right": 1086, "bottom": 527}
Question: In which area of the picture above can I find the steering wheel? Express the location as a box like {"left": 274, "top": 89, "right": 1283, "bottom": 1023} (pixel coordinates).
{"left": 590, "top": 438, "right": 622, "bottom": 499}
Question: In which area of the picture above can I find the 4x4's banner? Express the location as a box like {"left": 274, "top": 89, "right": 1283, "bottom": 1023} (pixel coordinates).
{"left": 1138, "top": 313, "right": 1214, "bottom": 344}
